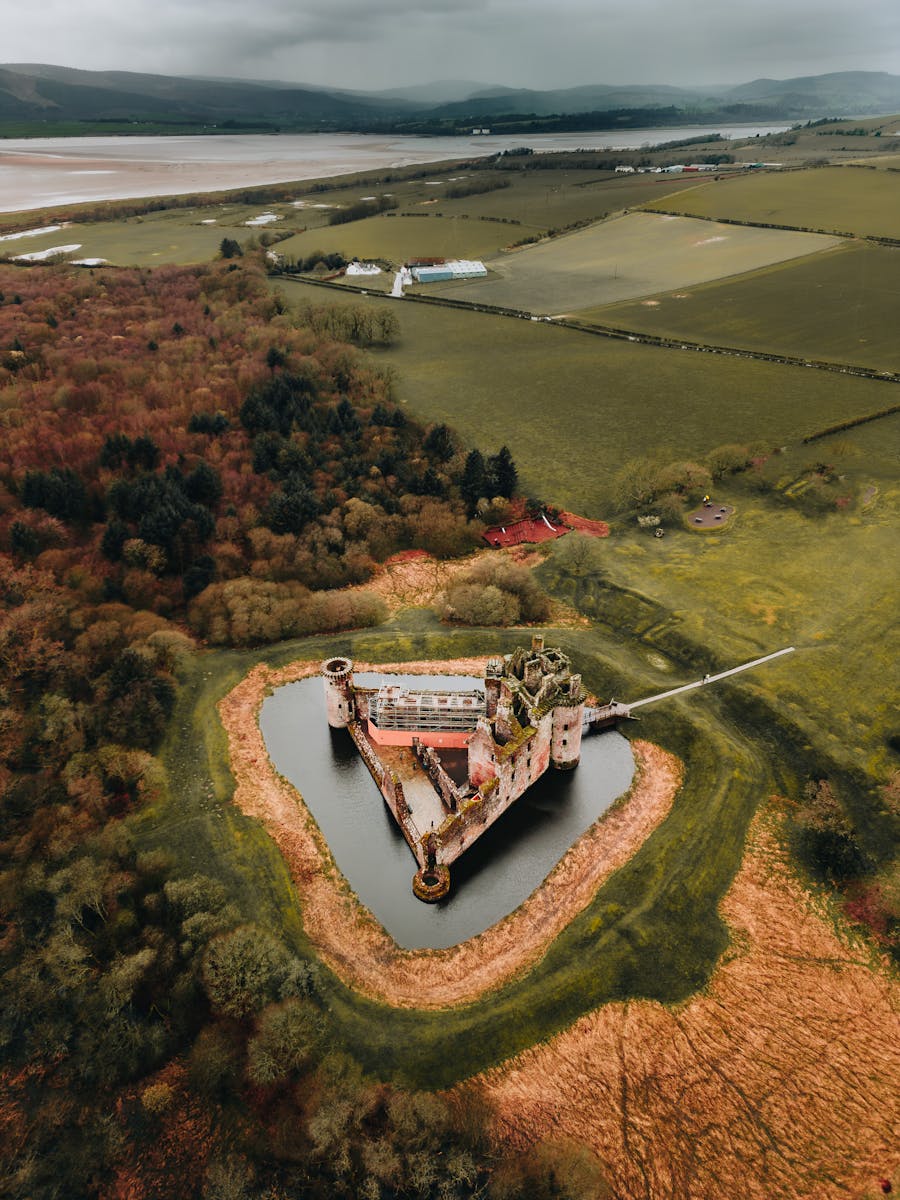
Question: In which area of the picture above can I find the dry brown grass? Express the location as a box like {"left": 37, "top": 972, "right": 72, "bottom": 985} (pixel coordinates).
{"left": 468, "top": 811, "right": 900, "bottom": 1199}
{"left": 354, "top": 545, "right": 587, "bottom": 625}
{"left": 219, "top": 656, "right": 680, "bottom": 1009}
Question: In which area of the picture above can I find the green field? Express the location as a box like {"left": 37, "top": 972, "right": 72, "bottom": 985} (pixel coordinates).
{"left": 278, "top": 278, "right": 898, "bottom": 513}
{"left": 276, "top": 212, "right": 541, "bottom": 266}
{"left": 573, "top": 425, "right": 900, "bottom": 780}
{"left": 578, "top": 241, "right": 900, "bottom": 371}
{"left": 642, "top": 164, "right": 900, "bottom": 240}
{"left": 240, "top": 171, "right": 706, "bottom": 272}
{"left": 0, "top": 166, "right": 703, "bottom": 270}
{"left": 281, "top": 167, "right": 700, "bottom": 231}
{"left": 424, "top": 212, "right": 839, "bottom": 313}
{"left": 0, "top": 204, "right": 283, "bottom": 266}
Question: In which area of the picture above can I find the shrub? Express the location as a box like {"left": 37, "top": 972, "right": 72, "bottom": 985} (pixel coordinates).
{"left": 201, "top": 924, "right": 312, "bottom": 1019}
{"left": 188, "top": 577, "right": 387, "bottom": 646}
{"left": 442, "top": 558, "right": 550, "bottom": 626}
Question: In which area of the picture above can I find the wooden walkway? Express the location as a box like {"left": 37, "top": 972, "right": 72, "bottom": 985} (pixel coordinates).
{"left": 585, "top": 646, "right": 796, "bottom": 728}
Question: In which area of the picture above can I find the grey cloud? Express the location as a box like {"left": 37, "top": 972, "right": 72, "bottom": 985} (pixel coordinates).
{"left": 3, "top": 0, "right": 900, "bottom": 90}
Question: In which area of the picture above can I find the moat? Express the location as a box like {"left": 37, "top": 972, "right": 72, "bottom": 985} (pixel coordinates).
{"left": 260, "top": 672, "right": 635, "bottom": 949}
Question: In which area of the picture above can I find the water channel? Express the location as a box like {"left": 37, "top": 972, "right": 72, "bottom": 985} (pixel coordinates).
{"left": 260, "top": 673, "right": 635, "bottom": 949}
{"left": 0, "top": 124, "right": 792, "bottom": 213}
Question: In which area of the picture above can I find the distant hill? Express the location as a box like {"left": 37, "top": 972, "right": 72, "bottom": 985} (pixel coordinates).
{"left": 725, "top": 71, "right": 900, "bottom": 115}
{"left": 1, "top": 63, "right": 900, "bottom": 132}
{"left": 0, "top": 63, "right": 406, "bottom": 125}
{"left": 426, "top": 83, "right": 713, "bottom": 119}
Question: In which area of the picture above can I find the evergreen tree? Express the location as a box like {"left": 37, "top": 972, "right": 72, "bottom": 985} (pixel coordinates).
{"left": 487, "top": 445, "right": 518, "bottom": 499}
{"left": 423, "top": 423, "right": 456, "bottom": 463}
{"left": 461, "top": 449, "right": 487, "bottom": 514}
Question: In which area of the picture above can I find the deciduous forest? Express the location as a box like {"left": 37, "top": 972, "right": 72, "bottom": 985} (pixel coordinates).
{"left": 0, "top": 259, "right": 573, "bottom": 1199}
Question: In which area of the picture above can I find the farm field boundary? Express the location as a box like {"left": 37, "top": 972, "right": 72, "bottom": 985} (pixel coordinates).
{"left": 641, "top": 165, "right": 900, "bottom": 242}
{"left": 276, "top": 275, "right": 900, "bottom": 513}
{"left": 646, "top": 206, "right": 900, "bottom": 247}
{"left": 276, "top": 272, "right": 900, "bottom": 391}
{"left": 581, "top": 241, "right": 900, "bottom": 374}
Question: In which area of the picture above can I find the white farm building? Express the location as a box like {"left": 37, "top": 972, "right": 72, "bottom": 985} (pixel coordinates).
{"left": 412, "top": 259, "right": 487, "bottom": 284}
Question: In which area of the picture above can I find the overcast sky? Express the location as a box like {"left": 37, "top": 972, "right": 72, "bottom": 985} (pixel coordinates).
{"left": 5, "top": 0, "right": 900, "bottom": 91}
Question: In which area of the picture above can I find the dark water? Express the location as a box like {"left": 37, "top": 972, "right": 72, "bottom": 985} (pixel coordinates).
{"left": 260, "top": 673, "right": 635, "bottom": 949}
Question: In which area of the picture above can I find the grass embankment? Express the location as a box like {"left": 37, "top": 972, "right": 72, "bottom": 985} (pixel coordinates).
{"left": 642, "top": 163, "right": 900, "bottom": 240}
{"left": 578, "top": 240, "right": 900, "bottom": 372}
{"left": 278, "top": 277, "right": 898, "bottom": 515}
{"left": 135, "top": 614, "right": 787, "bottom": 1088}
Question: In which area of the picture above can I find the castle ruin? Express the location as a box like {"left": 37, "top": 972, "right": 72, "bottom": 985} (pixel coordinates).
{"left": 319, "top": 640, "right": 798, "bottom": 900}
{"left": 322, "top": 635, "right": 589, "bottom": 900}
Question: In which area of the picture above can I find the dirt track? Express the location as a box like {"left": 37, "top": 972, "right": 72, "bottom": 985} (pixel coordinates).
{"left": 219, "top": 656, "right": 681, "bottom": 1009}
{"left": 469, "top": 811, "right": 900, "bottom": 1199}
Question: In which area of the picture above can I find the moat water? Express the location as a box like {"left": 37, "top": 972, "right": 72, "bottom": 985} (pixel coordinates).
{"left": 260, "top": 673, "right": 635, "bottom": 949}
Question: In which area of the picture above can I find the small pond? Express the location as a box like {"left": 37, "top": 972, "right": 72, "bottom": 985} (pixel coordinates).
{"left": 260, "top": 673, "right": 635, "bottom": 949}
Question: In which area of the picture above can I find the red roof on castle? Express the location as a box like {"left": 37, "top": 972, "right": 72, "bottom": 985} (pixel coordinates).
{"left": 483, "top": 510, "right": 609, "bottom": 549}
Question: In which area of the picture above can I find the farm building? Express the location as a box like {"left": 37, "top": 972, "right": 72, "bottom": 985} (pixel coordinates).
{"left": 412, "top": 259, "right": 488, "bottom": 283}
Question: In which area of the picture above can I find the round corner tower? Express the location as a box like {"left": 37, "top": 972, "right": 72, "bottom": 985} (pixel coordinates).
{"left": 550, "top": 673, "right": 585, "bottom": 770}
{"left": 322, "top": 656, "right": 355, "bottom": 728}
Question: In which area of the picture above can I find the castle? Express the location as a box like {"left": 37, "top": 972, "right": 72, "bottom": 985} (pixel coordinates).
{"left": 322, "top": 635, "right": 588, "bottom": 900}
{"left": 320, "top": 638, "right": 798, "bottom": 899}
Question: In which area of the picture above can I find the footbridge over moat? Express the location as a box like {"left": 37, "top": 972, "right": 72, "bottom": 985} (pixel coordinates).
{"left": 582, "top": 646, "right": 796, "bottom": 731}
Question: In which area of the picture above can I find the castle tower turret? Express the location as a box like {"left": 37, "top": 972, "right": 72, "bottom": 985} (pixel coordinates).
{"left": 551, "top": 671, "right": 585, "bottom": 771}
{"left": 484, "top": 656, "right": 503, "bottom": 719}
{"left": 551, "top": 701, "right": 583, "bottom": 770}
{"left": 322, "top": 656, "right": 355, "bottom": 728}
